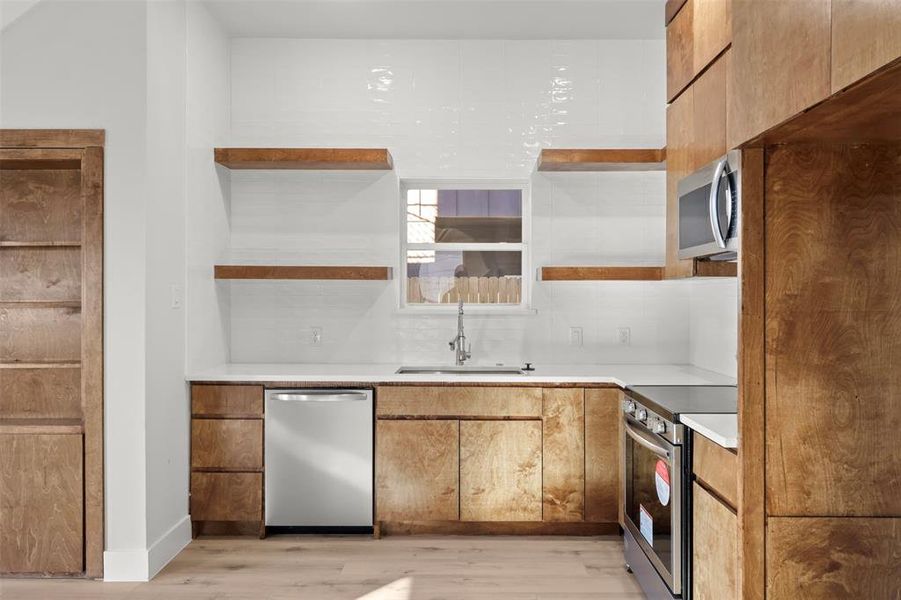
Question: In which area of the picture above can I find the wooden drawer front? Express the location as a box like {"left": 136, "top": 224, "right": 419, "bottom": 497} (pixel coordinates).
{"left": 693, "top": 483, "right": 738, "bottom": 599}
{"left": 460, "top": 420, "right": 542, "bottom": 522}
{"left": 0, "top": 366, "right": 81, "bottom": 419}
{"left": 191, "top": 385, "right": 263, "bottom": 417}
{"left": 191, "top": 419, "right": 262, "bottom": 471}
{"left": 0, "top": 433, "right": 84, "bottom": 574}
{"left": 693, "top": 432, "right": 738, "bottom": 508}
{"left": 190, "top": 472, "right": 262, "bottom": 521}
{"left": 666, "top": 0, "right": 731, "bottom": 101}
{"left": 376, "top": 420, "right": 459, "bottom": 521}
{"left": 376, "top": 386, "right": 542, "bottom": 418}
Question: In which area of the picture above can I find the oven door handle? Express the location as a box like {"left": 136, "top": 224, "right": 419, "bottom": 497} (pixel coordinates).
{"left": 624, "top": 420, "right": 671, "bottom": 461}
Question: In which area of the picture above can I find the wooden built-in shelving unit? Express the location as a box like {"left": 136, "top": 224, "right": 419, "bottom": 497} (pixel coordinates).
{"left": 539, "top": 266, "right": 665, "bottom": 281}
{"left": 214, "top": 147, "right": 394, "bottom": 170}
{"left": 215, "top": 265, "right": 393, "bottom": 281}
{"left": 537, "top": 148, "right": 666, "bottom": 172}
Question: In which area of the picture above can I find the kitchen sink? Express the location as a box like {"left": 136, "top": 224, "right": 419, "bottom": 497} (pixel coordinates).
{"left": 396, "top": 365, "right": 526, "bottom": 375}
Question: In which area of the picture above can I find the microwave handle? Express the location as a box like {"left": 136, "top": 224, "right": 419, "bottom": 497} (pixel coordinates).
{"left": 708, "top": 158, "right": 729, "bottom": 249}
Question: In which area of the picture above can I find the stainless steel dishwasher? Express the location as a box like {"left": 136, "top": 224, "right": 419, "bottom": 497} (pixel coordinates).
{"left": 264, "top": 389, "right": 373, "bottom": 531}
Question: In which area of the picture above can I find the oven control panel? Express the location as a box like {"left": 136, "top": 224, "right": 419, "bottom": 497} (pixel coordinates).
{"left": 622, "top": 393, "right": 683, "bottom": 445}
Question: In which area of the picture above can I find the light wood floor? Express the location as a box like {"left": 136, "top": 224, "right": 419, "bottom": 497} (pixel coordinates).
{"left": 0, "top": 535, "right": 643, "bottom": 599}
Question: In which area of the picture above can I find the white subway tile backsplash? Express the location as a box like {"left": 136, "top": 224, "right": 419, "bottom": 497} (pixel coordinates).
{"left": 222, "top": 37, "right": 735, "bottom": 371}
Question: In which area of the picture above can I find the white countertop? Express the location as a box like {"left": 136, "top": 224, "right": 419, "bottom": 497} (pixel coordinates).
{"left": 680, "top": 413, "right": 738, "bottom": 449}
{"left": 187, "top": 363, "right": 736, "bottom": 388}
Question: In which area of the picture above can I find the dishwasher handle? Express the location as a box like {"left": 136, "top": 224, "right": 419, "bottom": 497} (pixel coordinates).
{"left": 269, "top": 391, "right": 370, "bottom": 403}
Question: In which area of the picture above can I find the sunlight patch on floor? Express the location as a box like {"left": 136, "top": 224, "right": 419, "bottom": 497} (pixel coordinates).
{"left": 356, "top": 576, "right": 413, "bottom": 600}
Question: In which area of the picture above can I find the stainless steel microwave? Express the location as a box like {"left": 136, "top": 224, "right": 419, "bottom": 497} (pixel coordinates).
{"left": 677, "top": 150, "right": 740, "bottom": 261}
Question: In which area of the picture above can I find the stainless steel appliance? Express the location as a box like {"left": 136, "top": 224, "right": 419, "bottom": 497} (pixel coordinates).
{"left": 265, "top": 389, "right": 373, "bottom": 531}
{"left": 678, "top": 150, "right": 741, "bottom": 261}
{"left": 621, "top": 385, "right": 738, "bottom": 600}
{"left": 622, "top": 396, "right": 686, "bottom": 598}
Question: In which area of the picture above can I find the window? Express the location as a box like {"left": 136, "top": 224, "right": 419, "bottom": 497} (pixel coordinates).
{"left": 401, "top": 181, "right": 530, "bottom": 310}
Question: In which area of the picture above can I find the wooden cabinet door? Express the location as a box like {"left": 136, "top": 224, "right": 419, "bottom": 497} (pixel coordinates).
{"left": 0, "top": 434, "right": 84, "bottom": 574}
{"left": 831, "top": 0, "right": 901, "bottom": 92}
{"left": 665, "top": 51, "right": 728, "bottom": 279}
{"left": 693, "top": 483, "right": 739, "bottom": 600}
{"left": 375, "top": 420, "right": 459, "bottom": 521}
{"left": 666, "top": 0, "right": 731, "bottom": 102}
{"left": 585, "top": 389, "right": 621, "bottom": 524}
{"left": 460, "top": 420, "right": 542, "bottom": 522}
{"left": 542, "top": 389, "right": 584, "bottom": 522}
{"left": 728, "top": 0, "right": 831, "bottom": 148}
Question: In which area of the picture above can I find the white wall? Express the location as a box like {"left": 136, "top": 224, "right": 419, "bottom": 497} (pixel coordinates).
{"left": 185, "top": 1, "right": 232, "bottom": 373}
{"left": 143, "top": 0, "right": 191, "bottom": 578}
{"left": 1, "top": 0, "right": 190, "bottom": 580}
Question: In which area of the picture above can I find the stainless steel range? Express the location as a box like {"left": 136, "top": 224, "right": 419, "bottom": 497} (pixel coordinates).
{"left": 621, "top": 385, "right": 737, "bottom": 600}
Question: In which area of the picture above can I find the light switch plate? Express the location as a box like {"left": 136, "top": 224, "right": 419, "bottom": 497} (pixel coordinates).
{"left": 170, "top": 285, "right": 183, "bottom": 310}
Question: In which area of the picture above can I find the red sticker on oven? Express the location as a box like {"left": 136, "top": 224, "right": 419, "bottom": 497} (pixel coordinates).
{"left": 655, "top": 459, "right": 671, "bottom": 506}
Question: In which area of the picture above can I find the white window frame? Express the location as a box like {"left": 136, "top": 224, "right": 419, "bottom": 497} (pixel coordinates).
{"left": 399, "top": 179, "right": 532, "bottom": 314}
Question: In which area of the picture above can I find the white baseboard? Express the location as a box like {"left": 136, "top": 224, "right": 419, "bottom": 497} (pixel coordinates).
{"left": 104, "top": 515, "right": 192, "bottom": 582}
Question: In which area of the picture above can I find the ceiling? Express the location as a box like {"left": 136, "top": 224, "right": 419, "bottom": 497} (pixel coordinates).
{"left": 201, "top": 0, "right": 665, "bottom": 40}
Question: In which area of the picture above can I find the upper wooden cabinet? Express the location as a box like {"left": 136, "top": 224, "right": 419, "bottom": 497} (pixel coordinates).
{"left": 665, "top": 51, "right": 730, "bottom": 279}
{"left": 831, "top": 0, "right": 901, "bottom": 93}
{"left": 727, "top": 0, "right": 900, "bottom": 147}
{"left": 667, "top": 0, "right": 732, "bottom": 101}
{"left": 728, "top": 0, "right": 831, "bottom": 148}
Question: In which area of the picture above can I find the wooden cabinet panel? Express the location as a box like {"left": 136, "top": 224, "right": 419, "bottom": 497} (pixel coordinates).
{"left": 692, "top": 483, "right": 738, "bottom": 600}
{"left": 376, "top": 386, "right": 542, "bottom": 418}
{"left": 191, "top": 419, "right": 263, "bottom": 471}
{"left": 460, "top": 420, "right": 542, "bottom": 522}
{"left": 0, "top": 169, "right": 82, "bottom": 243}
{"left": 542, "top": 389, "right": 584, "bottom": 522}
{"left": 768, "top": 517, "right": 901, "bottom": 598}
{"left": 191, "top": 385, "right": 263, "bottom": 418}
{"left": 691, "top": 52, "right": 728, "bottom": 169}
{"left": 0, "top": 366, "right": 81, "bottom": 419}
{"left": 0, "top": 307, "right": 81, "bottom": 362}
{"left": 190, "top": 472, "right": 262, "bottom": 522}
{"left": 0, "top": 247, "right": 81, "bottom": 302}
{"left": 665, "top": 81, "right": 694, "bottom": 279}
{"left": 0, "top": 433, "right": 83, "bottom": 574}
{"left": 728, "top": 0, "right": 831, "bottom": 148}
{"left": 831, "top": 0, "right": 901, "bottom": 93}
{"left": 666, "top": 0, "right": 731, "bottom": 102}
{"left": 693, "top": 432, "right": 738, "bottom": 509}
{"left": 376, "top": 420, "right": 459, "bottom": 521}
{"left": 665, "top": 51, "right": 728, "bottom": 279}
{"left": 765, "top": 144, "right": 901, "bottom": 517}
{"left": 585, "top": 389, "right": 621, "bottom": 523}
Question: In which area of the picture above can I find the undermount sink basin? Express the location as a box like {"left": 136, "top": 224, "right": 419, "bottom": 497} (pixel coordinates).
{"left": 396, "top": 365, "right": 526, "bottom": 376}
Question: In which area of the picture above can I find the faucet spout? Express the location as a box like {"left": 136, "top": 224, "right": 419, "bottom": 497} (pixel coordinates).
{"left": 450, "top": 299, "right": 472, "bottom": 366}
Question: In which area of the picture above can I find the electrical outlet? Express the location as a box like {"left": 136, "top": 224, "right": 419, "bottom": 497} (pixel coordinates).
{"left": 569, "top": 327, "right": 583, "bottom": 347}
{"left": 170, "top": 285, "right": 183, "bottom": 310}
{"left": 617, "top": 327, "right": 631, "bottom": 346}
{"left": 311, "top": 327, "right": 322, "bottom": 346}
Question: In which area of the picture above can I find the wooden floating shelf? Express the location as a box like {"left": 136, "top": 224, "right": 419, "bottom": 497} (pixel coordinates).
{"left": 537, "top": 148, "right": 666, "bottom": 172}
{"left": 0, "top": 301, "right": 81, "bottom": 309}
{"left": 0, "top": 361, "right": 81, "bottom": 369}
{"left": 0, "top": 241, "right": 81, "bottom": 248}
{"left": 540, "top": 266, "right": 665, "bottom": 281}
{"left": 214, "top": 147, "right": 394, "bottom": 170}
{"left": 214, "top": 265, "right": 393, "bottom": 281}
{"left": 0, "top": 418, "right": 84, "bottom": 435}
